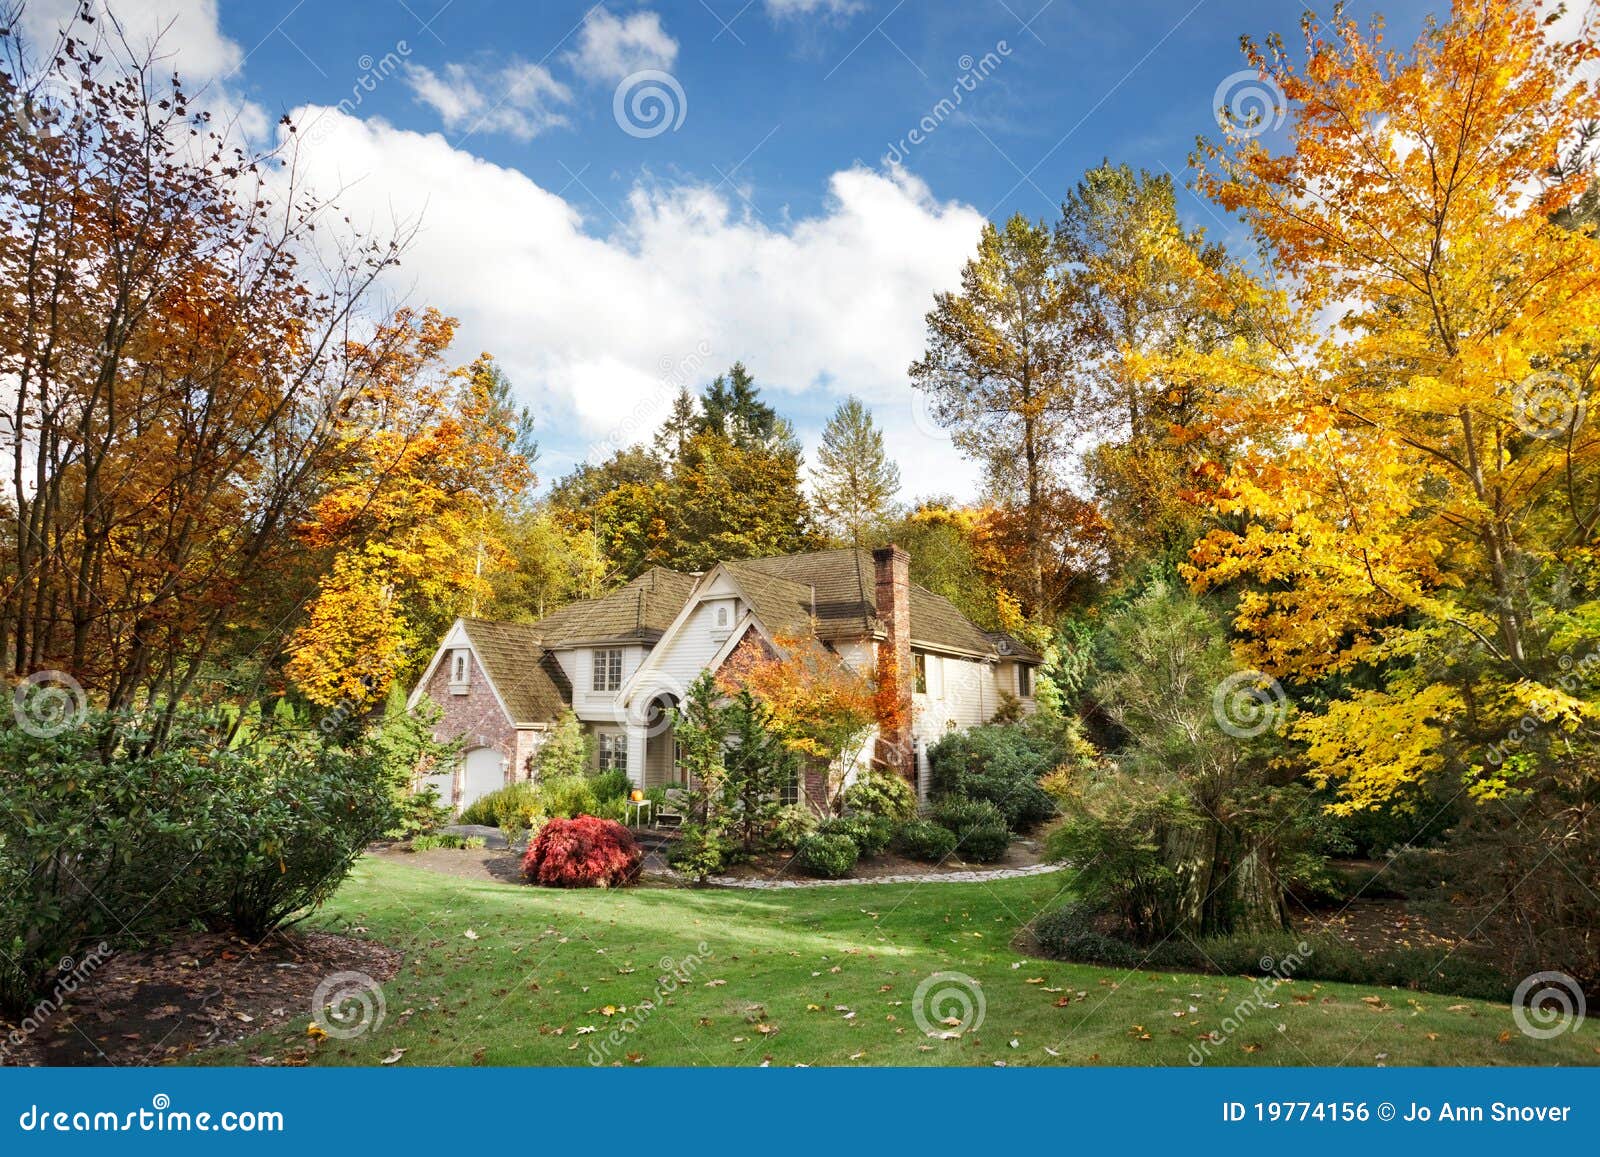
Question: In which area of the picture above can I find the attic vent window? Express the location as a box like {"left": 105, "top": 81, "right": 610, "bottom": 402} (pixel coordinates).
{"left": 715, "top": 606, "right": 730, "bottom": 628}
{"left": 449, "top": 649, "right": 470, "bottom": 694}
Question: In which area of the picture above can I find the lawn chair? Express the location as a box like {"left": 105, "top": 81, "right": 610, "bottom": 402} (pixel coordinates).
{"left": 654, "top": 787, "right": 688, "bottom": 829}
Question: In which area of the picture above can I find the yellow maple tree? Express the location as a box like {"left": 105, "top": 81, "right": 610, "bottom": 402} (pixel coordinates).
{"left": 1161, "top": 0, "right": 1600, "bottom": 810}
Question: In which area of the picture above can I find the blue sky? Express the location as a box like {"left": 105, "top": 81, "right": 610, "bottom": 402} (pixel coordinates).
{"left": 32, "top": 0, "right": 1442, "bottom": 499}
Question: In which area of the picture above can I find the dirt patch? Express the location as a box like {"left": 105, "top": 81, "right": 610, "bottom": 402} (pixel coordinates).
{"left": 371, "top": 843, "right": 528, "bottom": 883}
{"left": 1, "top": 930, "right": 400, "bottom": 1067}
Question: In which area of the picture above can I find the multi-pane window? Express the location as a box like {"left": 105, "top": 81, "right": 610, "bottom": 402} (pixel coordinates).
{"left": 450, "top": 650, "right": 469, "bottom": 684}
{"left": 593, "top": 648, "right": 623, "bottom": 693}
{"left": 1017, "top": 663, "right": 1032, "bottom": 697}
{"left": 598, "top": 733, "right": 626, "bottom": 772}
{"left": 914, "top": 652, "right": 928, "bottom": 695}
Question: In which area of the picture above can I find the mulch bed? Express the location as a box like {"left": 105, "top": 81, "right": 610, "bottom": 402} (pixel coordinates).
{"left": 1, "top": 930, "right": 400, "bottom": 1067}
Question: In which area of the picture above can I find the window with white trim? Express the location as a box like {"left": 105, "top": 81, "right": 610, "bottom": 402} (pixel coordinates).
{"left": 598, "top": 732, "right": 627, "bottom": 772}
{"left": 593, "top": 648, "right": 623, "bottom": 693}
{"left": 914, "top": 652, "right": 928, "bottom": 695}
{"left": 1017, "top": 663, "right": 1032, "bottom": 697}
{"left": 715, "top": 605, "right": 730, "bottom": 628}
{"left": 450, "top": 649, "right": 469, "bottom": 684}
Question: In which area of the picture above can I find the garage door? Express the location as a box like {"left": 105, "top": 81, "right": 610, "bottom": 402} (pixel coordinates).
{"left": 460, "top": 747, "right": 506, "bottom": 811}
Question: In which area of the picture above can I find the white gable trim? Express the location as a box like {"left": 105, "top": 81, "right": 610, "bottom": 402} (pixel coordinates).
{"left": 407, "top": 619, "right": 519, "bottom": 726}
{"left": 617, "top": 564, "right": 783, "bottom": 707}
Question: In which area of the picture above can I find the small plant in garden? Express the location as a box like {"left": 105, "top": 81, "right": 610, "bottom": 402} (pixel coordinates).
{"left": 842, "top": 769, "right": 917, "bottom": 822}
{"left": 817, "top": 814, "right": 894, "bottom": 857}
{"left": 931, "top": 796, "right": 1011, "bottom": 863}
{"left": 521, "top": 816, "right": 642, "bottom": 888}
{"left": 896, "top": 819, "right": 959, "bottom": 862}
{"left": 796, "top": 833, "right": 859, "bottom": 879}
{"left": 766, "top": 804, "right": 820, "bottom": 849}
{"left": 666, "top": 824, "right": 736, "bottom": 881}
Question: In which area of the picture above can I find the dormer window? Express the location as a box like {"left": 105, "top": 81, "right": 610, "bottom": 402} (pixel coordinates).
{"left": 715, "top": 605, "right": 730, "bottom": 629}
{"left": 449, "top": 649, "right": 470, "bottom": 694}
{"left": 593, "top": 648, "right": 623, "bottom": 693}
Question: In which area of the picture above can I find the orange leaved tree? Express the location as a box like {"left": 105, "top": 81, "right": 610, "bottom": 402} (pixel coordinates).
{"left": 717, "top": 630, "right": 878, "bottom": 813}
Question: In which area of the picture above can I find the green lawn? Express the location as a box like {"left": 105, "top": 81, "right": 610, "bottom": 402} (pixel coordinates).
{"left": 198, "top": 856, "right": 1597, "bottom": 1067}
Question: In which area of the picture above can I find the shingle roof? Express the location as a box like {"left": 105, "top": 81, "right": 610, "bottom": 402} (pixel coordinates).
{"left": 737, "top": 547, "right": 1011, "bottom": 659}
{"left": 458, "top": 618, "right": 573, "bottom": 725}
{"left": 531, "top": 567, "right": 699, "bottom": 646}
{"left": 454, "top": 550, "right": 1028, "bottom": 725}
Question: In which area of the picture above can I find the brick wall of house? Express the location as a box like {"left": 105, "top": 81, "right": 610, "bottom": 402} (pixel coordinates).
{"left": 418, "top": 646, "right": 517, "bottom": 805}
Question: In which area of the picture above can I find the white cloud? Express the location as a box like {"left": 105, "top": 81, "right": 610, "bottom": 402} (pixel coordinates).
{"left": 404, "top": 60, "right": 571, "bottom": 140}
{"left": 764, "top": 0, "right": 865, "bottom": 19}
{"left": 17, "top": 0, "right": 266, "bottom": 139}
{"left": 280, "top": 107, "right": 984, "bottom": 500}
{"left": 566, "top": 7, "right": 679, "bottom": 83}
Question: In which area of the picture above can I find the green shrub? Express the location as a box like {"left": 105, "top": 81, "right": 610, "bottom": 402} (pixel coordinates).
{"left": 590, "top": 769, "right": 632, "bottom": 803}
{"left": 537, "top": 774, "right": 599, "bottom": 819}
{"left": 927, "top": 722, "right": 1065, "bottom": 830}
{"left": 843, "top": 770, "right": 917, "bottom": 823}
{"left": 930, "top": 796, "right": 1007, "bottom": 834}
{"left": 797, "top": 833, "right": 859, "bottom": 879}
{"left": 1032, "top": 901, "right": 1143, "bottom": 967}
{"left": 1, "top": 714, "right": 225, "bottom": 1014}
{"left": 215, "top": 739, "right": 395, "bottom": 939}
{"left": 955, "top": 823, "right": 1011, "bottom": 863}
{"left": 817, "top": 814, "right": 895, "bottom": 857}
{"left": 1032, "top": 909, "right": 1514, "bottom": 1002}
{"left": 896, "top": 819, "right": 958, "bottom": 862}
{"left": 492, "top": 782, "right": 545, "bottom": 838}
{"left": 667, "top": 824, "right": 736, "bottom": 881}
{"left": 457, "top": 793, "right": 499, "bottom": 826}
{"left": 767, "top": 804, "right": 819, "bottom": 849}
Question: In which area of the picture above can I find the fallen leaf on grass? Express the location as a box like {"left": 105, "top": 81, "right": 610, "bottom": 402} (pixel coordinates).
{"left": 380, "top": 1049, "right": 406, "bottom": 1065}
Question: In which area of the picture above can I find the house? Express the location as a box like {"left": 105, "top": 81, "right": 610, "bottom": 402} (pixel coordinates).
{"left": 408, "top": 545, "right": 1041, "bottom": 811}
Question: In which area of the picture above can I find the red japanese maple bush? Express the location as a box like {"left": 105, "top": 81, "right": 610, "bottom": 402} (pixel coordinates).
{"left": 520, "top": 815, "right": 643, "bottom": 888}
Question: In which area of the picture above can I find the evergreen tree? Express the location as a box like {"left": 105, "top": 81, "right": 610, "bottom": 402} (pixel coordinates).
{"left": 653, "top": 386, "right": 700, "bottom": 467}
{"left": 813, "top": 396, "right": 901, "bottom": 545}
{"left": 700, "top": 362, "right": 784, "bottom": 449}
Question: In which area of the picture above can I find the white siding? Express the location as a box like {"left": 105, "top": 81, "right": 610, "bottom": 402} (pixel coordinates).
{"left": 560, "top": 644, "right": 649, "bottom": 723}
{"left": 912, "top": 652, "right": 1002, "bottom": 745}
{"left": 635, "top": 598, "right": 743, "bottom": 701}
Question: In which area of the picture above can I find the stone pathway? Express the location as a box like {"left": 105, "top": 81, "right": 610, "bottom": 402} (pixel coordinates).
{"left": 667, "top": 861, "right": 1066, "bottom": 889}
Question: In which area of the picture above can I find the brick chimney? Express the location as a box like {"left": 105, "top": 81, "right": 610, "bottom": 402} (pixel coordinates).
{"left": 872, "top": 545, "right": 915, "bottom": 785}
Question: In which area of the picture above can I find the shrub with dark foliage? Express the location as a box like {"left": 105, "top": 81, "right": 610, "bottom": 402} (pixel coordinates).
{"left": 521, "top": 815, "right": 642, "bottom": 887}
{"left": 817, "top": 814, "right": 896, "bottom": 857}
{"left": 927, "top": 722, "right": 1062, "bottom": 830}
{"left": 896, "top": 819, "right": 958, "bottom": 862}
{"left": 796, "top": 833, "right": 859, "bottom": 878}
